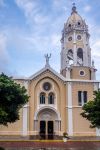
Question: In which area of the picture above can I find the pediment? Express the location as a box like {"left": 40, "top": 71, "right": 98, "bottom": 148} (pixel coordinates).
{"left": 29, "top": 66, "right": 66, "bottom": 82}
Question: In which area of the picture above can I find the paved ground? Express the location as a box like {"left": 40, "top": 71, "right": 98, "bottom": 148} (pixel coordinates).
{"left": 0, "top": 141, "right": 100, "bottom": 150}
{"left": 0, "top": 137, "right": 100, "bottom": 150}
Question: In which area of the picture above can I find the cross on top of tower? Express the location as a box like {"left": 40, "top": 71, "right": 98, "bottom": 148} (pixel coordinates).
{"left": 71, "top": 3, "right": 77, "bottom": 14}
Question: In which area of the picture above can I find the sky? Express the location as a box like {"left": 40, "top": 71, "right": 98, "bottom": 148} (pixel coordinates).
{"left": 0, "top": 0, "right": 100, "bottom": 79}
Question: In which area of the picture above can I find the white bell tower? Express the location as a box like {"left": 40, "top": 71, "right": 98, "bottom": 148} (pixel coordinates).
{"left": 60, "top": 4, "right": 96, "bottom": 79}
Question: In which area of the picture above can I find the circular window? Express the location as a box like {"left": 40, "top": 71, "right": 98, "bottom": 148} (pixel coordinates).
{"left": 77, "top": 35, "right": 81, "bottom": 40}
{"left": 43, "top": 82, "right": 51, "bottom": 91}
{"left": 79, "top": 70, "right": 85, "bottom": 76}
{"left": 68, "top": 36, "right": 72, "bottom": 41}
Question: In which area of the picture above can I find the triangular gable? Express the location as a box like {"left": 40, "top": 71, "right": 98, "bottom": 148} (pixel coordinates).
{"left": 29, "top": 66, "right": 66, "bottom": 81}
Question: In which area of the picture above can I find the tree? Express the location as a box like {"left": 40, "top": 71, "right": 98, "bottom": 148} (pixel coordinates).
{"left": 0, "top": 73, "right": 29, "bottom": 126}
{"left": 81, "top": 90, "right": 100, "bottom": 128}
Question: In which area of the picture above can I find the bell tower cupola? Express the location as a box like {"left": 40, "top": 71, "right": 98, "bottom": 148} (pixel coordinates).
{"left": 60, "top": 4, "right": 96, "bottom": 80}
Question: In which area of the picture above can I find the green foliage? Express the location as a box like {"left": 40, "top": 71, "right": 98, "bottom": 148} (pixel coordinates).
{"left": 0, "top": 73, "right": 29, "bottom": 126}
{"left": 81, "top": 90, "right": 100, "bottom": 128}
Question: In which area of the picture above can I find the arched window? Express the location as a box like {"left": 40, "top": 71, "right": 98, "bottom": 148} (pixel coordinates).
{"left": 68, "top": 49, "right": 73, "bottom": 57}
{"left": 68, "top": 24, "right": 71, "bottom": 27}
{"left": 40, "top": 92, "right": 45, "bottom": 104}
{"left": 77, "top": 48, "right": 83, "bottom": 61}
{"left": 48, "top": 92, "right": 54, "bottom": 104}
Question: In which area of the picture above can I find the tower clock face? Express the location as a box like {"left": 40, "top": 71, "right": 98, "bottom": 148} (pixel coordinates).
{"left": 77, "top": 35, "right": 81, "bottom": 40}
{"left": 68, "top": 36, "right": 72, "bottom": 41}
{"left": 43, "top": 82, "right": 51, "bottom": 91}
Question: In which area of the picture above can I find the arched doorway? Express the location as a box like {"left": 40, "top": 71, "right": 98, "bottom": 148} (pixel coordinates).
{"left": 34, "top": 107, "right": 61, "bottom": 139}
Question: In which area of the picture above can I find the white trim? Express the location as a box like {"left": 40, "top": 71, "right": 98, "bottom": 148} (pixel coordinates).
{"left": 67, "top": 82, "right": 73, "bottom": 136}
{"left": 29, "top": 65, "right": 66, "bottom": 81}
{"left": 22, "top": 105, "right": 28, "bottom": 136}
{"left": 66, "top": 79, "right": 100, "bottom": 83}
{"left": 13, "top": 65, "right": 100, "bottom": 84}
{"left": 66, "top": 106, "right": 83, "bottom": 108}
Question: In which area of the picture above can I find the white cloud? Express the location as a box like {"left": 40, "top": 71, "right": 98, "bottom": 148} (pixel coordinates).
{"left": 0, "top": 33, "right": 10, "bottom": 74}
{"left": 15, "top": 0, "right": 49, "bottom": 25}
{"left": 20, "top": 34, "right": 60, "bottom": 53}
{"left": 84, "top": 5, "right": 91, "bottom": 12}
{"left": 15, "top": 0, "right": 37, "bottom": 17}
{"left": 51, "top": 34, "right": 60, "bottom": 47}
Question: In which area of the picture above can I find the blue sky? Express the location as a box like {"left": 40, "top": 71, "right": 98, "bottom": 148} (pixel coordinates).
{"left": 0, "top": 0, "right": 100, "bottom": 79}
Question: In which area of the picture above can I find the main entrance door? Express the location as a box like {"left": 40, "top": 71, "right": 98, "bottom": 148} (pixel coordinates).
{"left": 40, "top": 121, "right": 46, "bottom": 139}
{"left": 48, "top": 121, "right": 53, "bottom": 139}
{"left": 40, "top": 121, "right": 54, "bottom": 139}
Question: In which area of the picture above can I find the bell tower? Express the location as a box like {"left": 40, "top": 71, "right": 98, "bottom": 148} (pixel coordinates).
{"left": 60, "top": 4, "right": 96, "bottom": 80}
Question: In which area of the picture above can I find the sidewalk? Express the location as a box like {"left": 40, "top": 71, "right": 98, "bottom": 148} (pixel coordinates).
{"left": 0, "top": 140, "right": 100, "bottom": 150}
{"left": 0, "top": 137, "right": 100, "bottom": 150}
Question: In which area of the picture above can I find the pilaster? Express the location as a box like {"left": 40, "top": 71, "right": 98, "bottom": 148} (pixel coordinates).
{"left": 22, "top": 104, "right": 28, "bottom": 136}
{"left": 67, "top": 82, "right": 73, "bottom": 136}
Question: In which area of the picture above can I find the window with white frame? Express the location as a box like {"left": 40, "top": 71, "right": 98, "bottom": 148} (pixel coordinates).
{"left": 78, "top": 91, "right": 87, "bottom": 106}
{"left": 40, "top": 92, "right": 45, "bottom": 104}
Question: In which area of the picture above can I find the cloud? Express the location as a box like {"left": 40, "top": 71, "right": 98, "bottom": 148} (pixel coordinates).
{"left": 15, "top": 0, "right": 49, "bottom": 25}
{"left": 84, "top": 5, "right": 91, "bottom": 12}
{"left": 0, "top": 33, "right": 10, "bottom": 74}
{"left": 15, "top": 0, "right": 37, "bottom": 17}
{"left": 16, "top": 32, "right": 60, "bottom": 54}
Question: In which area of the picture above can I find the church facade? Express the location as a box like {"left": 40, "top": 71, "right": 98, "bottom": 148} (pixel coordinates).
{"left": 0, "top": 5, "right": 100, "bottom": 138}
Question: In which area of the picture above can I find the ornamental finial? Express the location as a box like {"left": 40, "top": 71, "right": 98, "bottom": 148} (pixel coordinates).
{"left": 71, "top": 3, "right": 77, "bottom": 14}
{"left": 45, "top": 53, "right": 51, "bottom": 67}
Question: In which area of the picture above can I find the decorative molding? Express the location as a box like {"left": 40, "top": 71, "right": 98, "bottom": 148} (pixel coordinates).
{"left": 34, "top": 106, "right": 61, "bottom": 121}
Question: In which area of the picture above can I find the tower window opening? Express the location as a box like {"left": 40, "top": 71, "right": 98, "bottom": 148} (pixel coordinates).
{"left": 68, "top": 24, "right": 71, "bottom": 27}
{"left": 48, "top": 92, "right": 54, "bottom": 104}
{"left": 77, "top": 48, "right": 83, "bottom": 61}
{"left": 78, "top": 91, "right": 87, "bottom": 106}
{"left": 78, "top": 22, "right": 81, "bottom": 25}
{"left": 40, "top": 92, "right": 45, "bottom": 104}
{"left": 68, "top": 49, "right": 73, "bottom": 58}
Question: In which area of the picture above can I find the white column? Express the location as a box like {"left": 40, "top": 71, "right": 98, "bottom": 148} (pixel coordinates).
{"left": 22, "top": 104, "right": 28, "bottom": 136}
{"left": 67, "top": 82, "right": 73, "bottom": 136}
{"left": 83, "top": 33, "right": 88, "bottom": 66}
{"left": 93, "top": 83, "right": 100, "bottom": 136}
{"left": 73, "top": 31, "right": 77, "bottom": 65}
